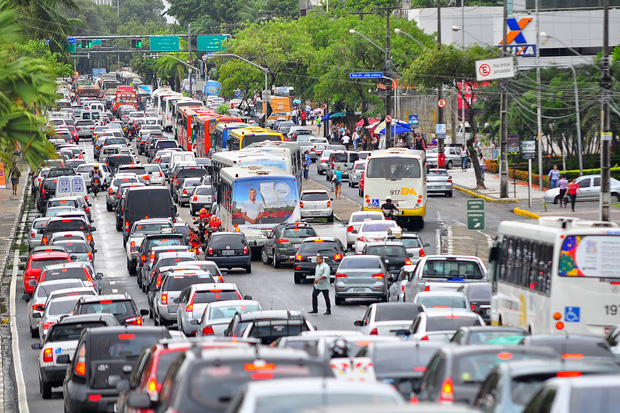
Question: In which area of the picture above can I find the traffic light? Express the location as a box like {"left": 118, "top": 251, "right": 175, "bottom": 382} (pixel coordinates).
{"left": 77, "top": 40, "right": 83, "bottom": 48}
{"left": 85, "top": 40, "right": 92, "bottom": 49}
{"left": 131, "top": 39, "right": 143, "bottom": 48}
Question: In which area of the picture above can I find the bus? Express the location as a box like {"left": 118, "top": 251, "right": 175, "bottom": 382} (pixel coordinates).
{"left": 362, "top": 147, "right": 426, "bottom": 229}
{"left": 210, "top": 151, "right": 291, "bottom": 187}
{"left": 151, "top": 87, "right": 175, "bottom": 120}
{"left": 242, "top": 141, "right": 303, "bottom": 188}
{"left": 171, "top": 98, "right": 203, "bottom": 136}
{"left": 194, "top": 115, "right": 243, "bottom": 157}
{"left": 216, "top": 165, "right": 300, "bottom": 251}
{"left": 161, "top": 94, "right": 185, "bottom": 131}
{"left": 213, "top": 122, "right": 249, "bottom": 152}
{"left": 227, "top": 127, "right": 283, "bottom": 151}
{"left": 489, "top": 217, "right": 620, "bottom": 336}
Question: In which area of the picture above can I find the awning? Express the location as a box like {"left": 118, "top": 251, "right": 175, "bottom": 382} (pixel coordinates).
{"left": 321, "top": 111, "right": 346, "bottom": 121}
{"left": 376, "top": 121, "right": 411, "bottom": 135}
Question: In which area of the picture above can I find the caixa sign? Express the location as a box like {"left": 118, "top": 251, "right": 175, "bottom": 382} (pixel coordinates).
{"left": 497, "top": 17, "right": 537, "bottom": 57}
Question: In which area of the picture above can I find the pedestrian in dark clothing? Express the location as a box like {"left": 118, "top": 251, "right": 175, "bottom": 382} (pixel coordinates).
{"left": 9, "top": 166, "right": 19, "bottom": 196}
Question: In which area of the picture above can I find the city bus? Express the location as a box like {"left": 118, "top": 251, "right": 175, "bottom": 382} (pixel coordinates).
{"left": 362, "top": 147, "right": 426, "bottom": 229}
{"left": 213, "top": 122, "right": 249, "bottom": 152}
{"left": 151, "top": 87, "right": 177, "bottom": 121}
{"left": 210, "top": 151, "right": 291, "bottom": 186}
{"left": 216, "top": 165, "right": 300, "bottom": 251}
{"left": 227, "top": 127, "right": 283, "bottom": 151}
{"left": 176, "top": 107, "right": 215, "bottom": 151}
{"left": 161, "top": 94, "right": 185, "bottom": 131}
{"left": 194, "top": 115, "right": 243, "bottom": 157}
{"left": 170, "top": 98, "right": 202, "bottom": 135}
{"left": 489, "top": 217, "right": 620, "bottom": 336}
{"left": 242, "top": 141, "right": 303, "bottom": 188}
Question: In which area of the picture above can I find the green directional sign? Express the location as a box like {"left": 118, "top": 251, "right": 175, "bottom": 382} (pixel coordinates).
{"left": 197, "top": 35, "right": 227, "bottom": 52}
{"left": 150, "top": 36, "right": 180, "bottom": 52}
{"left": 92, "top": 39, "right": 102, "bottom": 48}
{"left": 467, "top": 199, "right": 486, "bottom": 231}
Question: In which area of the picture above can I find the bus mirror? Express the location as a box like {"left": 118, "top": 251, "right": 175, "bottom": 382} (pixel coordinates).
{"left": 489, "top": 246, "right": 500, "bottom": 263}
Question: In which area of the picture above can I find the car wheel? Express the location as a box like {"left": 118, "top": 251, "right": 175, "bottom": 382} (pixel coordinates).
{"left": 190, "top": 208, "right": 195, "bottom": 216}
{"left": 335, "top": 296, "right": 344, "bottom": 305}
{"left": 381, "top": 293, "right": 389, "bottom": 302}
{"left": 115, "top": 221, "right": 122, "bottom": 231}
{"left": 106, "top": 202, "right": 112, "bottom": 212}
{"left": 246, "top": 263, "right": 252, "bottom": 273}
{"left": 446, "top": 191, "right": 453, "bottom": 198}
{"left": 554, "top": 195, "right": 561, "bottom": 205}
{"left": 273, "top": 251, "right": 281, "bottom": 268}
{"left": 30, "top": 326, "right": 38, "bottom": 339}
{"left": 446, "top": 160, "right": 453, "bottom": 170}
{"left": 326, "top": 173, "right": 330, "bottom": 181}
{"left": 40, "top": 378, "right": 52, "bottom": 399}
{"left": 294, "top": 272, "right": 302, "bottom": 284}
{"left": 149, "top": 309, "right": 154, "bottom": 320}
{"left": 612, "top": 193, "right": 620, "bottom": 203}
{"left": 261, "top": 248, "right": 272, "bottom": 265}
{"left": 126, "top": 258, "right": 136, "bottom": 275}
{"left": 327, "top": 214, "right": 334, "bottom": 223}
{"left": 359, "top": 188, "right": 362, "bottom": 197}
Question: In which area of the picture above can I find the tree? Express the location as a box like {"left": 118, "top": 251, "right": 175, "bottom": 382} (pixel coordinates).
{"left": 235, "top": 0, "right": 265, "bottom": 22}
{"left": 218, "top": 59, "right": 264, "bottom": 106}
{"left": 403, "top": 44, "right": 497, "bottom": 189}
{"left": 16, "top": 40, "right": 73, "bottom": 78}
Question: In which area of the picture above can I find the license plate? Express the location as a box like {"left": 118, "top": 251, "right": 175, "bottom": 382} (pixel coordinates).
{"left": 309, "top": 257, "right": 317, "bottom": 262}
{"left": 351, "top": 288, "right": 368, "bottom": 293}
{"left": 222, "top": 250, "right": 235, "bottom": 256}
{"left": 292, "top": 243, "right": 300, "bottom": 249}
{"left": 308, "top": 211, "right": 321, "bottom": 215}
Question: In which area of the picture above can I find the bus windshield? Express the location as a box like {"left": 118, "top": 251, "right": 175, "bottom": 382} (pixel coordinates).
{"left": 367, "top": 158, "right": 421, "bottom": 179}
{"left": 242, "top": 134, "right": 281, "bottom": 147}
{"left": 559, "top": 235, "right": 620, "bottom": 278}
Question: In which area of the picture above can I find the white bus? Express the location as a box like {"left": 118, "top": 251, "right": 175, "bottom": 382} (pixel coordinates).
{"left": 171, "top": 98, "right": 203, "bottom": 135}
{"left": 362, "top": 148, "right": 426, "bottom": 229}
{"left": 216, "top": 165, "right": 301, "bottom": 251}
{"left": 210, "top": 151, "right": 291, "bottom": 186}
{"left": 242, "top": 141, "right": 303, "bottom": 189}
{"left": 490, "top": 217, "right": 620, "bottom": 336}
{"left": 161, "top": 93, "right": 185, "bottom": 131}
{"left": 151, "top": 87, "right": 174, "bottom": 120}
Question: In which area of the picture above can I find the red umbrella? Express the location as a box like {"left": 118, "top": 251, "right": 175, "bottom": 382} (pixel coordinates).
{"left": 355, "top": 119, "right": 365, "bottom": 126}
{"left": 356, "top": 118, "right": 380, "bottom": 127}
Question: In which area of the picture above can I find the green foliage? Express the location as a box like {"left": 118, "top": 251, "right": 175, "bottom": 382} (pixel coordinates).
{"left": 216, "top": 103, "right": 230, "bottom": 114}
{"left": 218, "top": 59, "right": 264, "bottom": 99}
{"left": 15, "top": 40, "right": 73, "bottom": 77}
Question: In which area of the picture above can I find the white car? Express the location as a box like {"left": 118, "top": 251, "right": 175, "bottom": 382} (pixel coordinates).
{"left": 354, "top": 302, "right": 425, "bottom": 336}
{"left": 412, "top": 291, "right": 470, "bottom": 310}
{"left": 143, "top": 163, "right": 165, "bottom": 185}
{"left": 125, "top": 218, "right": 174, "bottom": 273}
{"left": 194, "top": 299, "right": 262, "bottom": 337}
{"left": 37, "top": 291, "right": 96, "bottom": 343}
{"left": 408, "top": 309, "right": 485, "bottom": 340}
{"left": 106, "top": 173, "right": 140, "bottom": 211}
{"left": 346, "top": 211, "right": 384, "bottom": 250}
{"left": 354, "top": 220, "right": 402, "bottom": 254}
{"left": 189, "top": 184, "right": 215, "bottom": 216}
{"left": 387, "top": 232, "right": 428, "bottom": 263}
{"left": 300, "top": 190, "right": 333, "bottom": 221}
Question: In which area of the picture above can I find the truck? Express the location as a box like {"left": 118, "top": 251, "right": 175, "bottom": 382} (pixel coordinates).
{"left": 76, "top": 85, "right": 101, "bottom": 98}
{"left": 265, "top": 96, "right": 292, "bottom": 128}
{"left": 113, "top": 85, "right": 137, "bottom": 113}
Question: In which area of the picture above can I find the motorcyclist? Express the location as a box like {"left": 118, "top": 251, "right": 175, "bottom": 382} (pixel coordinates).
{"left": 381, "top": 197, "right": 399, "bottom": 212}
{"left": 188, "top": 228, "right": 201, "bottom": 254}
{"left": 208, "top": 215, "right": 221, "bottom": 231}
{"left": 90, "top": 164, "right": 103, "bottom": 193}
{"left": 198, "top": 207, "right": 212, "bottom": 222}
{"left": 329, "top": 338, "right": 350, "bottom": 359}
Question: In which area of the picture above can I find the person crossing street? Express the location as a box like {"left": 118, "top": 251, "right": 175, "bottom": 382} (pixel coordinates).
{"left": 309, "top": 254, "right": 331, "bottom": 315}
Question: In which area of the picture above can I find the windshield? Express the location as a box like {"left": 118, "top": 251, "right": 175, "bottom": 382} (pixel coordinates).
{"left": 299, "top": 241, "right": 338, "bottom": 254}
{"left": 209, "top": 304, "right": 260, "bottom": 320}
{"left": 113, "top": 177, "right": 139, "bottom": 187}
{"left": 48, "top": 298, "right": 81, "bottom": 315}
{"left": 301, "top": 192, "right": 329, "bottom": 201}
{"left": 332, "top": 153, "right": 347, "bottom": 162}
{"left": 376, "top": 305, "right": 423, "bottom": 322}
{"left": 339, "top": 257, "right": 382, "bottom": 270}
{"left": 48, "top": 321, "right": 107, "bottom": 342}
{"left": 144, "top": 165, "right": 161, "bottom": 173}
{"left": 132, "top": 223, "right": 171, "bottom": 236}
{"left": 210, "top": 235, "right": 246, "bottom": 249}
{"left": 417, "top": 295, "right": 467, "bottom": 309}
{"left": 241, "top": 134, "right": 282, "bottom": 147}
{"left": 55, "top": 242, "right": 90, "bottom": 253}
{"left": 559, "top": 235, "right": 620, "bottom": 278}
{"left": 147, "top": 238, "right": 183, "bottom": 249}
{"left": 422, "top": 260, "right": 484, "bottom": 280}
{"left": 195, "top": 187, "right": 213, "bottom": 195}
{"left": 282, "top": 228, "right": 316, "bottom": 238}
{"left": 366, "top": 158, "right": 421, "bottom": 179}
{"left": 157, "top": 141, "right": 177, "bottom": 148}
{"left": 36, "top": 281, "right": 82, "bottom": 298}
{"left": 569, "top": 386, "right": 620, "bottom": 413}
{"left": 351, "top": 213, "right": 384, "bottom": 223}
{"left": 466, "top": 284, "right": 492, "bottom": 300}
{"left": 42, "top": 267, "right": 88, "bottom": 281}
{"left": 360, "top": 222, "right": 397, "bottom": 233}
{"left": 373, "top": 347, "right": 438, "bottom": 375}
{"left": 454, "top": 352, "right": 546, "bottom": 384}
{"left": 77, "top": 300, "right": 136, "bottom": 318}
{"left": 255, "top": 394, "right": 397, "bottom": 413}
{"left": 31, "top": 258, "right": 69, "bottom": 269}
{"left": 92, "top": 333, "right": 163, "bottom": 359}
{"left": 366, "top": 246, "right": 406, "bottom": 258}
{"left": 194, "top": 290, "right": 240, "bottom": 304}
{"left": 164, "top": 274, "right": 214, "bottom": 291}
{"left": 426, "top": 315, "right": 481, "bottom": 332}
{"left": 47, "top": 220, "right": 87, "bottom": 232}
{"left": 398, "top": 238, "right": 422, "bottom": 249}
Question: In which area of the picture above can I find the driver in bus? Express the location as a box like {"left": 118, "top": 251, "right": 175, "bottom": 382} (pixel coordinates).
{"left": 240, "top": 188, "right": 265, "bottom": 225}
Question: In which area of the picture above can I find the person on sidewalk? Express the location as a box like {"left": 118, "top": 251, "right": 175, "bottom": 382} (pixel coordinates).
{"left": 9, "top": 165, "right": 19, "bottom": 196}
{"left": 479, "top": 155, "right": 487, "bottom": 180}
{"left": 548, "top": 165, "right": 560, "bottom": 189}
{"left": 558, "top": 174, "right": 569, "bottom": 207}
{"left": 309, "top": 254, "right": 331, "bottom": 315}
{"left": 568, "top": 178, "right": 581, "bottom": 212}
{"left": 332, "top": 166, "right": 343, "bottom": 200}
{"left": 460, "top": 145, "right": 468, "bottom": 171}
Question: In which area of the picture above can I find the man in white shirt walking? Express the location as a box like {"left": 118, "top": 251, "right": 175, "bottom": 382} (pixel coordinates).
{"left": 309, "top": 254, "right": 331, "bottom": 315}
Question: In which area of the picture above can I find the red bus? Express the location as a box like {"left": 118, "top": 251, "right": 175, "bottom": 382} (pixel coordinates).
{"left": 194, "top": 115, "right": 242, "bottom": 157}
{"left": 176, "top": 107, "right": 216, "bottom": 151}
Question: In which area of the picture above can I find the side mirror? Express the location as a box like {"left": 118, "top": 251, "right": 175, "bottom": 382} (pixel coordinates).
{"left": 173, "top": 298, "right": 181, "bottom": 304}
{"left": 22, "top": 294, "right": 31, "bottom": 301}
{"left": 56, "top": 354, "right": 70, "bottom": 364}
{"left": 353, "top": 320, "right": 364, "bottom": 327}
{"left": 190, "top": 319, "right": 199, "bottom": 325}
{"left": 139, "top": 309, "right": 149, "bottom": 316}
{"left": 90, "top": 226, "right": 97, "bottom": 232}
{"left": 31, "top": 343, "right": 42, "bottom": 350}
{"left": 93, "top": 249, "right": 98, "bottom": 253}
{"left": 70, "top": 255, "right": 78, "bottom": 261}
{"left": 126, "top": 391, "right": 153, "bottom": 409}
{"left": 95, "top": 273, "right": 103, "bottom": 280}
{"left": 387, "top": 275, "right": 394, "bottom": 283}
{"left": 243, "top": 295, "right": 252, "bottom": 300}
{"left": 148, "top": 284, "right": 156, "bottom": 292}
{"left": 28, "top": 280, "right": 37, "bottom": 287}
{"left": 425, "top": 243, "right": 431, "bottom": 247}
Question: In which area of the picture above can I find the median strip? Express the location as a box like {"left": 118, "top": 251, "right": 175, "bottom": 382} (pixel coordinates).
{"left": 513, "top": 207, "right": 541, "bottom": 220}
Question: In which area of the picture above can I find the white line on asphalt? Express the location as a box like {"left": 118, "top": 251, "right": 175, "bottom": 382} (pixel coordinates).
{"left": 10, "top": 249, "right": 29, "bottom": 413}
{"left": 112, "top": 289, "right": 118, "bottom": 294}
{"left": 109, "top": 281, "right": 116, "bottom": 285}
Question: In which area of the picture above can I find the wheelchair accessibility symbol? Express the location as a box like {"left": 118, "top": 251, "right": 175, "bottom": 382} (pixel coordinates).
{"left": 565, "top": 306, "right": 580, "bottom": 323}
{"left": 371, "top": 199, "right": 380, "bottom": 208}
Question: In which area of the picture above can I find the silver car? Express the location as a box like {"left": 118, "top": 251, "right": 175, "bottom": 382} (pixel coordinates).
{"left": 348, "top": 160, "right": 366, "bottom": 188}
{"left": 176, "top": 177, "right": 202, "bottom": 207}
{"left": 334, "top": 255, "right": 391, "bottom": 305}
{"left": 345, "top": 211, "right": 385, "bottom": 250}
{"left": 427, "top": 168, "right": 453, "bottom": 197}
{"left": 125, "top": 218, "right": 174, "bottom": 272}
{"left": 37, "top": 293, "right": 91, "bottom": 343}
{"left": 300, "top": 190, "right": 333, "bottom": 221}
{"left": 25, "top": 279, "right": 88, "bottom": 338}
{"left": 28, "top": 217, "right": 50, "bottom": 250}
{"left": 106, "top": 173, "right": 140, "bottom": 211}
{"left": 53, "top": 239, "right": 95, "bottom": 265}
{"left": 76, "top": 163, "right": 112, "bottom": 188}
{"left": 194, "top": 299, "right": 262, "bottom": 337}
{"left": 426, "top": 146, "right": 465, "bottom": 170}
{"left": 316, "top": 150, "right": 333, "bottom": 175}
{"left": 543, "top": 175, "right": 620, "bottom": 204}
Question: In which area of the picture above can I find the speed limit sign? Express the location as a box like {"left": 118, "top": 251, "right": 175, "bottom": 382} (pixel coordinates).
{"left": 385, "top": 115, "right": 393, "bottom": 123}
{"left": 437, "top": 99, "right": 447, "bottom": 108}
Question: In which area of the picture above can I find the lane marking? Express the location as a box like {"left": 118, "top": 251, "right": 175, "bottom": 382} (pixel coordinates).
{"left": 112, "top": 289, "right": 118, "bottom": 294}
{"left": 10, "top": 249, "right": 29, "bottom": 413}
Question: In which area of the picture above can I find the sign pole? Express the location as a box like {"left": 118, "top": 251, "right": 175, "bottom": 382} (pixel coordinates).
{"left": 528, "top": 158, "right": 532, "bottom": 207}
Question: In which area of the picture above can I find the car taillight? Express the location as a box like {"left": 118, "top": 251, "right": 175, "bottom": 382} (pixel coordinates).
{"left": 87, "top": 234, "right": 92, "bottom": 242}
{"left": 207, "top": 247, "right": 213, "bottom": 255}
{"left": 295, "top": 254, "right": 303, "bottom": 261}
{"left": 125, "top": 316, "right": 143, "bottom": 325}
{"left": 278, "top": 239, "right": 290, "bottom": 245}
{"left": 419, "top": 249, "right": 425, "bottom": 257}
{"left": 42, "top": 236, "right": 48, "bottom": 245}
{"left": 193, "top": 196, "right": 197, "bottom": 201}
{"left": 88, "top": 252, "right": 93, "bottom": 260}
{"left": 424, "top": 285, "right": 430, "bottom": 292}
{"left": 32, "top": 304, "right": 44, "bottom": 312}
{"left": 30, "top": 231, "right": 35, "bottom": 238}
{"left": 321, "top": 159, "right": 326, "bottom": 163}
{"left": 471, "top": 304, "right": 477, "bottom": 311}
{"left": 347, "top": 226, "right": 354, "bottom": 232}
{"left": 300, "top": 201, "right": 304, "bottom": 208}
{"left": 369, "top": 328, "right": 378, "bottom": 335}
{"left": 557, "top": 371, "right": 582, "bottom": 377}
{"left": 43, "top": 347, "right": 54, "bottom": 363}
{"left": 371, "top": 273, "right": 384, "bottom": 279}
{"left": 439, "top": 377, "right": 454, "bottom": 404}
{"left": 108, "top": 188, "right": 113, "bottom": 194}
{"left": 140, "top": 255, "right": 146, "bottom": 262}
{"left": 147, "top": 378, "right": 158, "bottom": 394}
{"left": 335, "top": 273, "right": 347, "bottom": 278}
{"left": 202, "top": 325, "right": 214, "bottom": 335}
{"left": 175, "top": 180, "right": 179, "bottom": 185}
{"left": 405, "top": 258, "right": 412, "bottom": 265}
{"left": 43, "top": 321, "right": 54, "bottom": 330}
{"left": 186, "top": 293, "right": 195, "bottom": 312}
{"left": 125, "top": 221, "right": 129, "bottom": 231}
{"left": 159, "top": 172, "right": 163, "bottom": 177}
{"left": 182, "top": 188, "right": 187, "bottom": 194}
{"left": 334, "top": 254, "right": 343, "bottom": 260}
{"left": 75, "top": 346, "right": 86, "bottom": 376}
{"left": 155, "top": 274, "right": 163, "bottom": 288}
{"left": 327, "top": 201, "right": 331, "bottom": 207}
{"left": 243, "top": 245, "right": 249, "bottom": 254}
{"left": 357, "top": 236, "right": 368, "bottom": 242}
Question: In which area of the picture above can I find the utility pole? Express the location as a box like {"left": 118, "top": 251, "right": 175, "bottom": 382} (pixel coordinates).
{"left": 188, "top": 24, "right": 192, "bottom": 97}
{"left": 376, "top": 5, "right": 398, "bottom": 148}
{"left": 536, "top": 0, "right": 543, "bottom": 191}
{"left": 350, "top": 10, "right": 373, "bottom": 20}
{"left": 437, "top": 0, "right": 445, "bottom": 167}
{"left": 601, "top": 0, "right": 611, "bottom": 221}
{"left": 499, "top": 0, "right": 509, "bottom": 198}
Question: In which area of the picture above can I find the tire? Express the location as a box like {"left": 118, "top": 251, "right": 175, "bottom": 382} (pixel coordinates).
{"left": 190, "top": 209, "right": 195, "bottom": 216}
{"left": 326, "top": 173, "right": 330, "bottom": 181}
{"left": 335, "top": 296, "right": 344, "bottom": 306}
{"left": 381, "top": 294, "right": 389, "bottom": 302}
{"left": 149, "top": 309, "right": 154, "bottom": 320}
{"left": 554, "top": 195, "right": 561, "bottom": 205}
{"left": 126, "top": 258, "right": 136, "bottom": 275}
{"left": 40, "top": 378, "right": 52, "bottom": 399}
{"left": 245, "top": 263, "right": 252, "bottom": 273}
{"left": 348, "top": 180, "right": 352, "bottom": 188}
{"left": 359, "top": 188, "right": 363, "bottom": 197}
{"left": 273, "top": 251, "right": 281, "bottom": 268}
{"left": 446, "top": 160, "right": 453, "bottom": 170}
{"left": 327, "top": 214, "right": 334, "bottom": 223}
{"left": 446, "top": 191, "right": 453, "bottom": 198}
{"left": 106, "top": 202, "right": 112, "bottom": 212}
{"left": 261, "top": 248, "right": 272, "bottom": 265}
{"left": 30, "top": 326, "right": 38, "bottom": 339}
{"left": 611, "top": 193, "right": 620, "bottom": 203}
{"left": 115, "top": 221, "right": 122, "bottom": 231}
{"left": 294, "top": 272, "right": 302, "bottom": 284}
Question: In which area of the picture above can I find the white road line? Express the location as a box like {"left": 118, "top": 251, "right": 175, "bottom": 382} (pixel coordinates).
{"left": 112, "top": 289, "right": 118, "bottom": 294}
{"left": 109, "top": 281, "right": 116, "bottom": 285}
{"left": 10, "top": 249, "right": 29, "bottom": 413}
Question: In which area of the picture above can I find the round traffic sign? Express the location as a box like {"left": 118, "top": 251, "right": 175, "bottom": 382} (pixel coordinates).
{"left": 385, "top": 115, "right": 393, "bottom": 123}
{"left": 478, "top": 63, "right": 491, "bottom": 77}
{"left": 437, "top": 99, "right": 447, "bottom": 108}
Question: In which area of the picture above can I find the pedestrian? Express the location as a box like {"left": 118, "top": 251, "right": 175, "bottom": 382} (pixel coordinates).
{"left": 9, "top": 165, "right": 19, "bottom": 196}
{"left": 479, "top": 154, "right": 487, "bottom": 180}
{"left": 460, "top": 145, "right": 468, "bottom": 171}
{"left": 308, "top": 253, "right": 331, "bottom": 315}
{"left": 548, "top": 165, "right": 560, "bottom": 189}
{"left": 567, "top": 179, "right": 581, "bottom": 212}
{"left": 558, "top": 174, "right": 569, "bottom": 207}
{"left": 341, "top": 132, "right": 350, "bottom": 150}
{"left": 301, "top": 110, "right": 307, "bottom": 126}
{"left": 332, "top": 166, "right": 343, "bottom": 200}
{"left": 303, "top": 150, "right": 311, "bottom": 180}
{"left": 292, "top": 107, "right": 299, "bottom": 125}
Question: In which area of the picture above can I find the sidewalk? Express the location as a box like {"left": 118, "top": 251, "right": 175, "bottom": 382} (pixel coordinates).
{"left": 450, "top": 167, "right": 544, "bottom": 203}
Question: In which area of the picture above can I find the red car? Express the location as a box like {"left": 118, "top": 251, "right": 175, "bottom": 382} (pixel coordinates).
{"left": 23, "top": 251, "right": 71, "bottom": 295}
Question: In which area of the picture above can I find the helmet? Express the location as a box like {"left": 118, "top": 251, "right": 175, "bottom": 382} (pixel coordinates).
{"left": 385, "top": 197, "right": 392, "bottom": 202}
{"left": 200, "top": 208, "right": 208, "bottom": 215}
{"left": 210, "top": 216, "right": 217, "bottom": 222}
{"left": 93, "top": 164, "right": 99, "bottom": 168}
{"left": 329, "top": 338, "right": 350, "bottom": 359}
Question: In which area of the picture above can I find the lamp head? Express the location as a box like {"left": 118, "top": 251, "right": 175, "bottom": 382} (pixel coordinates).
{"left": 452, "top": 25, "right": 461, "bottom": 32}
{"left": 349, "top": 29, "right": 356, "bottom": 34}
{"left": 394, "top": 28, "right": 402, "bottom": 34}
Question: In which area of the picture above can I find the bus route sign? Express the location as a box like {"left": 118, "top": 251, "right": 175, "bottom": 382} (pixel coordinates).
{"left": 467, "top": 199, "right": 485, "bottom": 231}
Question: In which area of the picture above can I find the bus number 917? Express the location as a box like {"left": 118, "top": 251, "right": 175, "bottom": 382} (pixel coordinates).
{"left": 390, "top": 190, "right": 400, "bottom": 196}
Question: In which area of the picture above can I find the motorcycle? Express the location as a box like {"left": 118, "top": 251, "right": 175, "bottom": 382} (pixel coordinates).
{"left": 382, "top": 209, "right": 396, "bottom": 221}
{"left": 92, "top": 177, "right": 101, "bottom": 197}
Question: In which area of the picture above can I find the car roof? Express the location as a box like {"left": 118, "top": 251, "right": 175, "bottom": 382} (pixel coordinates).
{"left": 364, "top": 242, "right": 405, "bottom": 248}
{"left": 302, "top": 237, "right": 339, "bottom": 242}
{"left": 56, "top": 313, "right": 118, "bottom": 325}
{"left": 77, "top": 294, "right": 132, "bottom": 303}
{"left": 208, "top": 299, "right": 258, "bottom": 308}
{"left": 191, "top": 283, "right": 238, "bottom": 291}
{"left": 522, "top": 334, "right": 607, "bottom": 345}
{"left": 198, "top": 346, "right": 314, "bottom": 361}
{"left": 420, "top": 255, "right": 482, "bottom": 261}
{"left": 238, "top": 310, "right": 305, "bottom": 321}
{"left": 85, "top": 325, "right": 168, "bottom": 337}
{"left": 422, "top": 309, "right": 479, "bottom": 317}
{"left": 158, "top": 251, "right": 196, "bottom": 259}
{"left": 301, "top": 189, "right": 329, "bottom": 194}
{"left": 416, "top": 291, "right": 466, "bottom": 297}
{"left": 496, "top": 358, "right": 619, "bottom": 377}
{"left": 30, "top": 251, "right": 70, "bottom": 260}
{"left": 439, "top": 344, "right": 558, "bottom": 357}
{"left": 241, "top": 378, "right": 398, "bottom": 396}
{"left": 457, "top": 326, "right": 525, "bottom": 334}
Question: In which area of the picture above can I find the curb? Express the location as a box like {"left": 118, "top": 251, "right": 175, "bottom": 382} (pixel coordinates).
{"left": 513, "top": 207, "right": 541, "bottom": 220}
{"left": 453, "top": 184, "right": 520, "bottom": 204}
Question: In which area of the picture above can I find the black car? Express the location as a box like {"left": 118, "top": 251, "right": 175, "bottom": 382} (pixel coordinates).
{"left": 457, "top": 282, "right": 492, "bottom": 323}
{"left": 205, "top": 232, "right": 252, "bottom": 273}
{"left": 139, "top": 245, "right": 190, "bottom": 292}
{"left": 61, "top": 326, "right": 170, "bottom": 413}
{"left": 261, "top": 222, "right": 318, "bottom": 268}
{"left": 361, "top": 241, "right": 411, "bottom": 276}
{"left": 135, "top": 233, "right": 186, "bottom": 279}
{"left": 114, "top": 183, "right": 147, "bottom": 232}
{"left": 36, "top": 177, "right": 60, "bottom": 212}
{"left": 41, "top": 217, "right": 96, "bottom": 248}
{"left": 123, "top": 347, "right": 332, "bottom": 413}
{"left": 73, "top": 293, "right": 149, "bottom": 326}
{"left": 519, "top": 334, "right": 616, "bottom": 362}
{"left": 121, "top": 187, "right": 177, "bottom": 242}
{"left": 170, "top": 165, "right": 207, "bottom": 201}
{"left": 294, "top": 237, "right": 346, "bottom": 284}
{"left": 105, "top": 154, "right": 135, "bottom": 174}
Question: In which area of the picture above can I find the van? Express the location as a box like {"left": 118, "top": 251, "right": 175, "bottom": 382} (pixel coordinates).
{"left": 80, "top": 110, "right": 102, "bottom": 122}
{"left": 55, "top": 175, "right": 88, "bottom": 202}
{"left": 85, "top": 102, "right": 104, "bottom": 113}
{"left": 121, "top": 187, "right": 177, "bottom": 243}
{"left": 326, "top": 151, "right": 359, "bottom": 181}
{"left": 99, "top": 144, "right": 130, "bottom": 160}
{"left": 169, "top": 151, "right": 196, "bottom": 173}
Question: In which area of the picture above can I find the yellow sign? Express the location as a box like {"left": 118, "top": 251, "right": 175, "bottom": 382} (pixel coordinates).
{"left": 0, "top": 163, "right": 6, "bottom": 189}
{"left": 401, "top": 187, "right": 418, "bottom": 196}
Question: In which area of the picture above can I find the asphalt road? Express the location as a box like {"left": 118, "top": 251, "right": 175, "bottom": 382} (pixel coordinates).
{"left": 16, "top": 136, "right": 524, "bottom": 412}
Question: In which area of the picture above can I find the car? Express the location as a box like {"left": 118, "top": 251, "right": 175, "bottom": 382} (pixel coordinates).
{"left": 195, "top": 299, "right": 262, "bottom": 337}
{"left": 23, "top": 251, "right": 72, "bottom": 295}
{"left": 37, "top": 262, "right": 103, "bottom": 294}
{"left": 45, "top": 205, "right": 79, "bottom": 219}
{"left": 28, "top": 217, "right": 50, "bottom": 250}
{"left": 326, "top": 150, "right": 359, "bottom": 181}
{"left": 145, "top": 251, "right": 197, "bottom": 302}
{"left": 316, "top": 149, "right": 333, "bottom": 175}
{"left": 361, "top": 241, "right": 411, "bottom": 276}
{"left": 73, "top": 293, "right": 149, "bottom": 326}
{"left": 47, "top": 195, "right": 92, "bottom": 221}
{"left": 139, "top": 244, "right": 190, "bottom": 291}
{"left": 25, "top": 279, "right": 90, "bottom": 338}
{"left": 32, "top": 313, "right": 120, "bottom": 399}
{"left": 76, "top": 119, "right": 95, "bottom": 139}
{"left": 404, "top": 255, "right": 488, "bottom": 301}
{"left": 345, "top": 211, "right": 385, "bottom": 250}
{"left": 543, "top": 174, "right": 620, "bottom": 204}
{"left": 354, "top": 220, "right": 403, "bottom": 254}
{"left": 61, "top": 326, "right": 171, "bottom": 413}
{"left": 519, "top": 334, "right": 616, "bottom": 361}
{"left": 52, "top": 239, "right": 95, "bottom": 265}
{"left": 124, "top": 218, "right": 174, "bottom": 273}
{"left": 450, "top": 326, "right": 528, "bottom": 345}
{"left": 229, "top": 378, "right": 404, "bottom": 412}
{"left": 355, "top": 302, "right": 425, "bottom": 336}
{"left": 474, "top": 359, "right": 620, "bottom": 413}
{"left": 310, "top": 137, "right": 329, "bottom": 158}
{"left": 47, "top": 230, "right": 87, "bottom": 246}
{"left": 204, "top": 232, "right": 252, "bottom": 273}
{"left": 143, "top": 163, "right": 165, "bottom": 186}
{"left": 456, "top": 282, "right": 492, "bottom": 323}
{"left": 413, "top": 345, "right": 559, "bottom": 405}
{"left": 348, "top": 160, "right": 366, "bottom": 187}
{"left": 176, "top": 177, "right": 202, "bottom": 206}
{"left": 294, "top": 237, "right": 346, "bottom": 284}
{"left": 405, "top": 309, "right": 485, "bottom": 340}
{"left": 261, "top": 221, "right": 318, "bottom": 268}
{"left": 123, "top": 347, "right": 332, "bottom": 413}
{"left": 176, "top": 283, "right": 250, "bottom": 335}
{"left": 300, "top": 189, "right": 334, "bottom": 221}
{"left": 106, "top": 173, "right": 140, "bottom": 210}
{"left": 116, "top": 164, "right": 149, "bottom": 184}
{"left": 427, "top": 168, "right": 453, "bottom": 197}
{"left": 223, "top": 309, "right": 314, "bottom": 338}
{"left": 334, "top": 255, "right": 391, "bottom": 305}
{"left": 387, "top": 232, "right": 428, "bottom": 262}
{"left": 188, "top": 184, "right": 215, "bottom": 215}
{"left": 37, "top": 294, "right": 89, "bottom": 342}
{"left": 169, "top": 164, "right": 207, "bottom": 202}
{"left": 413, "top": 291, "right": 471, "bottom": 311}
{"left": 121, "top": 186, "right": 177, "bottom": 242}
{"left": 315, "top": 334, "right": 399, "bottom": 361}
{"left": 425, "top": 147, "right": 466, "bottom": 170}
{"left": 287, "top": 126, "right": 314, "bottom": 140}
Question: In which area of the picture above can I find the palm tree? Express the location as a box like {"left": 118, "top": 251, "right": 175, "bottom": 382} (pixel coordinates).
{"left": 0, "top": 4, "right": 57, "bottom": 167}
{"left": 235, "top": 0, "right": 264, "bottom": 23}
